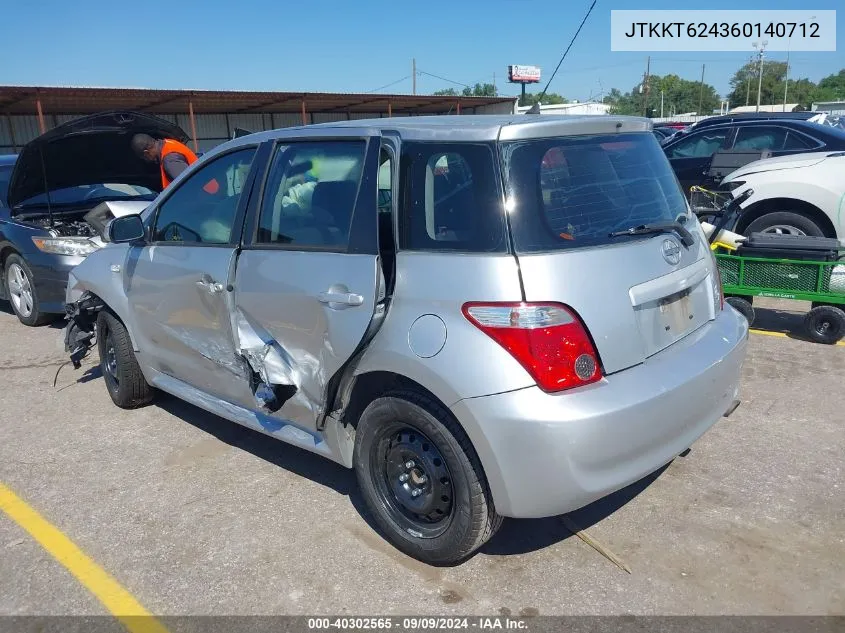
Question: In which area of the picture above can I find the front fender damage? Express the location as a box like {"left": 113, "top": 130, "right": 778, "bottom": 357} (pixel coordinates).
{"left": 63, "top": 291, "right": 105, "bottom": 368}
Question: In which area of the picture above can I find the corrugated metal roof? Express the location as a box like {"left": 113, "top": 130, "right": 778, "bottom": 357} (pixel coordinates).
{"left": 0, "top": 86, "right": 515, "bottom": 116}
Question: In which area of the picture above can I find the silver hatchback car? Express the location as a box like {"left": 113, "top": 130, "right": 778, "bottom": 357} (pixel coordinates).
{"left": 63, "top": 115, "right": 748, "bottom": 564}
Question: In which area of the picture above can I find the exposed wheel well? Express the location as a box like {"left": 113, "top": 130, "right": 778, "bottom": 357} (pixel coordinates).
{"left": 340, "top": 371, "right": 451, "bottom": 430}
{"left": 735, "top": 197, "right": 837, "bottom": 238}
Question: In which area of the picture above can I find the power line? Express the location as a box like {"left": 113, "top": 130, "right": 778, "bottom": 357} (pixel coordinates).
{"left": 366, "top": 76, "right": 411, "bottom": 94}
{"left": 416, "top": 69, "right": 470, "bottom": 88}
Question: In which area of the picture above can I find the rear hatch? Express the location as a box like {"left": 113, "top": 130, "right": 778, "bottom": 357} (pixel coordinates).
{"left": 500, "top": 126, "right": 718, "bottom": 374}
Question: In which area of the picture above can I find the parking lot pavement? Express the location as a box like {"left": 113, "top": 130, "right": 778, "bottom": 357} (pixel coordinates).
{"left": 0, "top": 299, "right": 843, "bottom": 617}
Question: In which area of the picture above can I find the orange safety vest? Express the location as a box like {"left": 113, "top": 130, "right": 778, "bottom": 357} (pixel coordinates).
{"left": 159, "top": 138, "right": 198, "bottom": 189}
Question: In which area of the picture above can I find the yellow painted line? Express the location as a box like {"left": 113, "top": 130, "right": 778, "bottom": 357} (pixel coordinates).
{"left": 749, "top": 329, "right": 789, "bottom": 338}
{"left": 749, "top": 328, "right": 845, "bottom": 346}
{"left": 0, "top": 482, "right": 170, "bottom": 633}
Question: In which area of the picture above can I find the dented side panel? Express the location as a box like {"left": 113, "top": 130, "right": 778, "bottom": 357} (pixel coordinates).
{"left": 232, "top": 250, "right": 380, "bottom": 432}
{"left": 126, "top": 244, "right": 253, "bottom": 405}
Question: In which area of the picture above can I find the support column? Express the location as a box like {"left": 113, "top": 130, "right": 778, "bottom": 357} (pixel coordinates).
{"left": 387, "top": 101, "right": 392, "bottom": 117}
{"left": 188, "top": 99, "right": 199, "bottom": 152}
{"left": 5, "top": 115, "right": 17, "bottom": 152}
{"left": 35, "top": 98, "right": 46, "bottom": 134}
{"left": 301, "top": 99, "right": 307, "bottom": 126}
{"left": 456, "top": 101, "right": 461, "bottom": 115}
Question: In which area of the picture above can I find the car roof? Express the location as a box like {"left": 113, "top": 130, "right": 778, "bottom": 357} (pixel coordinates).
{"left": 663, "top": 119, "right": 845, "bottom": 146}
{"left": 209, "top": 114, "right": 653, "bottom": 157}
{"left": 0, "top": 154, "right": 17, "bottom": 167}
{"left": 695, "top": 112, "right": 817, "bottom": 127}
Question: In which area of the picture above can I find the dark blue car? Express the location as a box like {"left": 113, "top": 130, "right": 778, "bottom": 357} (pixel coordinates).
{"left": 0, "top": 111, "right": 190, "bottom": 325}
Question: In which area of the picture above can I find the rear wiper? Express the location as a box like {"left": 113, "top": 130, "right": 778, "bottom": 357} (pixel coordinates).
{"left": 608, "top": 221, "right": 695, "bottom": 247}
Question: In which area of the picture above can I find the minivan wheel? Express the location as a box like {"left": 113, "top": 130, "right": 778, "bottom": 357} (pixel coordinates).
{"left": 96, "top": 310, "right": 154, "bottom": 408}
{"left": 4, "top": 254, "right": 51, "bottom": 326}
{"left": 353, "top": 391, "right": 502, "bottom": 565}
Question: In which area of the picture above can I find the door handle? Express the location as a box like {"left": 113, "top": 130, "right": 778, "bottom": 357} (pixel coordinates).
{"left": 196, "top": 275, "right": 224, "bottom": 295}
{"left": 317, "top": 290, "right": 364, "bottom": 307}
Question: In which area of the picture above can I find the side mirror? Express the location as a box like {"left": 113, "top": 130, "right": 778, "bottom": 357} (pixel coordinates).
{"left": 107, "top": 214, "right": 146, "bottom": 243}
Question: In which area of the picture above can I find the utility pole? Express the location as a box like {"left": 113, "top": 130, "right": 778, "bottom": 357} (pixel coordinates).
{"left": 753, "top": 40, "right": 767, "bottom": 112}
{"left": 641, "top": 55, "right": 651, "bottom": 116}
{"left": 783, "top": 42, "right": 791, "bottom": 111}
{"left": 493, "top": 72, "right": 496, "bottom": 94}
{"left": 412, "top": 58, "right": 416, "bottom": 95}
{"left": 697, "top": 64, "right": 706, "bottom": 115}
{"left": 660, "top": 90, "right": 664, "bottom": 118}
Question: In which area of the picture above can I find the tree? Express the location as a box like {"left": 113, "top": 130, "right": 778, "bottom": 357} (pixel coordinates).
{"left": 519, "top": 92, "right": 567, "bottom": 107}
{"left": 813, "top": 70, "right": 845, "bottom": 102}
{"left": 462, "top": 83, "right": 497, "bottom": 97}
{"left": 434, "top": 83, "right": 498, "bottom": 97}
{"left": 606, "top": 73, "right": 719, "bottom": 117}
{"left": 727, "top": 60, "right": 789, "bottom": 109}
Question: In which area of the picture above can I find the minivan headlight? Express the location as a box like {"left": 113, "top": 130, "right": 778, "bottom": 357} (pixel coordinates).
{"left": 31, "top": 236, "right": 99, "bottom": 257}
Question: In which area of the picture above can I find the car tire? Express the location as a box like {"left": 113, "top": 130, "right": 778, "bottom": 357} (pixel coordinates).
{"left": 726, "top": 296, "right": 755, "bottom": 326}
{"left": 353, "top": 390, "right": 502, "bottom": 565}
{"left": 803, "top": 305, "right": 845, "bottom": 345}
{"left": 744, "top": 211, "right": 825, "bottom": 237}
{"left": 3, "top": 254, "right": 52, "bottom": 327}
{"left": 96, "top": 310, "right": 154, "bottom": 408}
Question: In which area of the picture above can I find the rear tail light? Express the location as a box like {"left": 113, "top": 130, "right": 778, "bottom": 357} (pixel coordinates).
{"left": 462, "top": 302, "right": 602, "bottom": 393}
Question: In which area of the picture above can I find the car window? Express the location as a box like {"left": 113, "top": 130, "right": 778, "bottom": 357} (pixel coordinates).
{"left": 400, "top": 143, "right": 505, "bottom": 252}
{"left": 153, "top": 147, "right": 256, "bottom": 245}
{"left": 667, "top": 130, "right": 729, "bottom": 159}
{"left": 733, "top": 126, "right": 789, "bottom": 151}
{"left": 256, "top": 141, "right": 365, "bottom": 249}
{"left": 783, "top": 130, "right": 817, "bottom": 150}
{"left": 0, "top": 166, "right": 11, "bottom": 209}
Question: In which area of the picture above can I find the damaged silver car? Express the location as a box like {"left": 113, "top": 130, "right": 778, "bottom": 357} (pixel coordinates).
{"left": 63, "top": 115, "right": 749, "bottom": 564}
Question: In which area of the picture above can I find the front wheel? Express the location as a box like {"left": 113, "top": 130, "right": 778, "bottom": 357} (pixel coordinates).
{"left": 353, "top": 391, "right": 502, "bottom": 565}
{"left": 96, "top": 310, "right": 154, "bottom": 408}
{"left": 744, "top": 211, "right": 825, "bottom": 237}
{"left": 4, "top": 254, "right": 51, "bottom": 326}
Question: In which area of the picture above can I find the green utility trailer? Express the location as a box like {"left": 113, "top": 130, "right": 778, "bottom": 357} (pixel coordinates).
{"left": 692, "top": 186, "right": 845, "bottom": 345}
{"left": 716, "top": 250, "right": 845, "bottom": 344}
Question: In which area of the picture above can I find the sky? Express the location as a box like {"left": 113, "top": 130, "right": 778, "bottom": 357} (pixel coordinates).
{"left": 2, "top": 0, "right": 843, "bottom": 103}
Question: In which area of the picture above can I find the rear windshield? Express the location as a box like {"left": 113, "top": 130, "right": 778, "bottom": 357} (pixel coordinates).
{"left": 501, "top": 133, "right": 689, "bottom": 252}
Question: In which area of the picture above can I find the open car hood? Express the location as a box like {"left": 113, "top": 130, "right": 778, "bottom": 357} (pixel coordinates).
{"left": 7, "top": 110, "right": 190, "bottom": 210}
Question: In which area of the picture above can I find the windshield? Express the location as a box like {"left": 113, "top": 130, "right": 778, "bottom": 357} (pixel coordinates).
{"left": 17, "top": 183, "right": 155, "bottom": 208}
{"left": 0, "top": 166, "right": 11, "bottom": 209}
{"left": 501, "top": 133, "right": 689, "bottom": 252}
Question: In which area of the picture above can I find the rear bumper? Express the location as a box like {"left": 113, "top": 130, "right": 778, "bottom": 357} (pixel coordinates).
{"left": 450, "top": 307, "right": 749, "bottom": 518}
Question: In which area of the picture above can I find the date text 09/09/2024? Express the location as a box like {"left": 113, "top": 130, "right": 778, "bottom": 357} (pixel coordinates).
{"left": 624, "top": 21, "right": 820, "bottom": 39}
{"left": 307, "top": 617, "right": 529, "bottom": 630}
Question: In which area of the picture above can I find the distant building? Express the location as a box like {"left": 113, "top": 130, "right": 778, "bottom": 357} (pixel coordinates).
{"left": 729, "top": 104, "right": 800, "bottom": 113}
{"left": 812, "top": 101, "right": 845, "bottom": 115}
{"left": 515, "top": 101, "right": 611, "bottom": 115}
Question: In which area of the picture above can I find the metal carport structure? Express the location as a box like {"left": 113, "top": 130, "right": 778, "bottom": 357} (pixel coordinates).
{"left": 0, "top": 86, "right": 518, "bottom": 154}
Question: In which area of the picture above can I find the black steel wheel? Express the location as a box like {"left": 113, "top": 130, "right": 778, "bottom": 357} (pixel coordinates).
{"left": 354, "top": 390, "right": 502, "bottom": 565}
{"left": 371, "top": 423, "right": 455, "bottom": 539}
{"left": 804, "top": 305, "right": 845, "bottom": 345}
